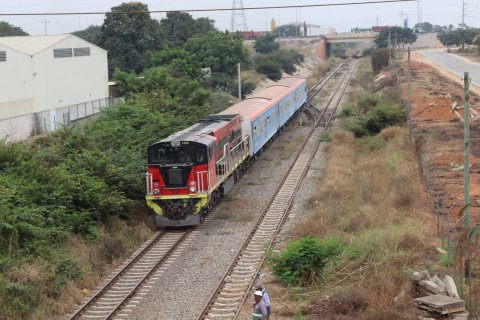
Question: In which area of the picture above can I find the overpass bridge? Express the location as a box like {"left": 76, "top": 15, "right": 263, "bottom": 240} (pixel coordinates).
{"left": 277, "top": 32, "right": 378, "bottom": 60}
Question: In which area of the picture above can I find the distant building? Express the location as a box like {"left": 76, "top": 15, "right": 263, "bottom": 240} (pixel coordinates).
{"left": 0, "top": 34, "right": 113, "bottom": 141}
{"left": 372, "top": 25, "right": 390, "bottom": 32}
{"left": 300, "top": 23, "right": 334, "bottom": 36}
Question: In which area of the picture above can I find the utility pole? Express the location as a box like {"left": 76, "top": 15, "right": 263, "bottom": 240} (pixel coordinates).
{"left": 464, "top": 72, "right": 470, "bottom": 229}
{"left": 42, "top": 19, "right": 50, "bottom": 35}
{"left": 238, "top": 63, "right": 242, "bottom": 101}
{"left": 462, "top": 0, "right": 467, "bottom": 28}
{"left": 399, "top": 12, "right": 404, "bottom": 28}
{"left": 417, "top": 0, "right": 422, "bottom": 26}
{"left": 376, "top": 15, "right": 379, "bottom": 26}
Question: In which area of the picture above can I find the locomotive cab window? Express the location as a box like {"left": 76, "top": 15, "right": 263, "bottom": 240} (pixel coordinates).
{"left": 148, "top": 143, "right": 207, "bottom": 165}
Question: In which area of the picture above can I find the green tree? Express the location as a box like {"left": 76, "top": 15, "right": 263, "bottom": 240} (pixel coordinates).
{"left": 0, "top": 21, "right": 28, "bottom": 36}
{"left": 414, "top": 22, "right": 433, "bottom": 33}
{"left": 438, "top": 28, "right": 480, "bottom": 52}
{"left": 374, "top": 27, "right": 417, "bottom": 48}
{"left": 150, "top": 48, "right": 202, "bottom": 79}
{"left": 438, "top": 31, "right": 459, "bottom": 49}
{"left": 196, "top": 17, "right": 217, "bottom": 34}
{"left": 73, "top": 25, "right": 101, "bottom": 45}
{"left": 184, "top": 31, "right": 248, "bottom": 75}
{"left": 160, "top": 12, "right": 215, "bottom": 47}
{"left": 254, "top": 33, "right": 280, "bottom": 53}
{"left": 98, "top": 2, "right": 164, "bottom": 75}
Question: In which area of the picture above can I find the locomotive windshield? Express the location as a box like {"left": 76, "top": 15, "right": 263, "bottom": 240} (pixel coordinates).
{"left": 148, "top": 143, "right": 208, "bottom": 165}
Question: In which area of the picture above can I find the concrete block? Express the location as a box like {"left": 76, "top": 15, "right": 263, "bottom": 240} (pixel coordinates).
{"left": 443, "top": 275, "right": 460, "bottom": 299}
{"left": 430, "top": 275, "right": 445, "bottom": 291}
{"left": 412, "top": 272, "right": 423, "bottom": 282}
{"left": 419, "top": 280, "right": 445, "bottom": 295}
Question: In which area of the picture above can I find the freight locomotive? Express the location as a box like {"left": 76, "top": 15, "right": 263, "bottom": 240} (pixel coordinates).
{"left": 146, "top": 77, "right": 308, "bottom": 227}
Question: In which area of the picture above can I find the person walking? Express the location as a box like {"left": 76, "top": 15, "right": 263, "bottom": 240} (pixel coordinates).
{"left": 255, "top": 284, "right": 271, "bottom": 319}
{"left": 252, "top": 290, "right": 268, "bottom": 320}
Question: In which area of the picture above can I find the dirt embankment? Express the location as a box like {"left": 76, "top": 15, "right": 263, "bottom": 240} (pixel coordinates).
{"left": 408, "top": 53, "right": 480, "bottom": 225}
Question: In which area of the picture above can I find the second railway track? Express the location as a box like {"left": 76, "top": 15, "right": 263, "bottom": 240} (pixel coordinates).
{"left": 198, "top": 60, "right": 358, "bottom": 320}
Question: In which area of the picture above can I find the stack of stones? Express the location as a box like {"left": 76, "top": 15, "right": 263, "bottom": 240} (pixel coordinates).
{"left": 412, "top": 270, "right": 467, "bottom": 320}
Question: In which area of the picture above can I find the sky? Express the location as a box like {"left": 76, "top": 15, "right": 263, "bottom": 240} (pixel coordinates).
{"left": 0, "top": 0, "right": 475, "bottom": 36}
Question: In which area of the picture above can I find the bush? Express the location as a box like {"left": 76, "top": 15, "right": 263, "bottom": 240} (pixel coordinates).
{"left": 344, "top": 102, "right": 406, "bottom": 137}
{"left": 254, "top": 49, "right": 304, "bottom": 80}
{"left": 371, "top": 48, "right": 390, "bottom": 74}
{"left": 363, "top": 103, "right": 406, "bottom": 134}
{"left": 362, "top": 46, "right": 374, "bottom": 56}
{"left": 203, "top": 72, "right": 255, "bottom": 98}
{"left": 254, "top": 56, "right": 282, "bottom": 80}
{"left": 272, "top": 236, "right": 345, "bottom": 286}
{"left": 339, "top": 106, "right": 353, "bottom": 118}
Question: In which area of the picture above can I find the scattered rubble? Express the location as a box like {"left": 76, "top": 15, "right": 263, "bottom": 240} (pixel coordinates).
{"left": 412, "top": 270, "right": 466, "bottom": 318}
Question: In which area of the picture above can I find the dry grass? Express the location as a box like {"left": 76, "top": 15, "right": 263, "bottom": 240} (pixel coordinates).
{"left": 279, "top": 126, "right": 431, "bottom": 317}
{"left": 241, "top": 69, "right": 267, "bottom": 87}
{"left": 49, "top": 217, "right": 153, "bottom": 319}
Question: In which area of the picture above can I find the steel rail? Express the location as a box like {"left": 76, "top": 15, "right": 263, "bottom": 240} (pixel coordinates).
{"left": 230, "top": 60, "right": 359, "bottom": 320}
{"left": 67, "top": 230, "right": 165, "bottom": 319}
{"left": 197, "top": 61, "right": 356, "bottom": 320}
{"left": 306, "top": 63, "right": 344, "bottom": 104}
{"left": 68, "top": 229, "right": 192, "bottom": 320}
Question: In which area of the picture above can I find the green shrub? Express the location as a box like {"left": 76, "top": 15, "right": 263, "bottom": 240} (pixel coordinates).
{"left": 362, "top": 46, "right": 374, "bottom": 56}
{"left": 254, "top": 56, "right": 282, "bottom": 80}
{"left": 371, "top": 48, "right": 390, "bottom": 74}
{"left": 363, "top": 103, "right": 406, "bottom": 134}
{"left": 254, "top": 49, "right": 304, "bottom": 80}
{"left": 272, "top": 236, "right": 345, "bottom": 286}
{"left": 339, "top": 106, "right": 353, "bottom": 118}
{"left": 344, "top": 102, "right": 405, "bottom": 137}
{"left": 357, "top": 94, "right": 378, "bottom": 113}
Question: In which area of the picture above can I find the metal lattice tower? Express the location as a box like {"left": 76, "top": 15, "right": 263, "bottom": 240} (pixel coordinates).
{"left": 230, "top": 0, "right": 248, "bottom": 32}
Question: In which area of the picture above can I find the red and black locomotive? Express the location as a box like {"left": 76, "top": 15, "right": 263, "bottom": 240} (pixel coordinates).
{"left": 146, "top": 77, "right": 308, "bottom": 227}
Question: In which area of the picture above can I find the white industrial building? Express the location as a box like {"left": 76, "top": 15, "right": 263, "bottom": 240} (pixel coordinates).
{"left": 0, "top": 34, "right": 112, "bottom": 141}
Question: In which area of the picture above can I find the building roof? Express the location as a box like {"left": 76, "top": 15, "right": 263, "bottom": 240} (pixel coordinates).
{"left": 0, "top": 34, "right": 71, "bottom": 55}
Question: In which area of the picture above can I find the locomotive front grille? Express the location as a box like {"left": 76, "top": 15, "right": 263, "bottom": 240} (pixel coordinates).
{"left": 168, "top": 169, "right": 183, "bottom": 185}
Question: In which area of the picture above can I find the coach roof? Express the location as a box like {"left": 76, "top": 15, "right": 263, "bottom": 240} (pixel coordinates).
{"left": 220, "top": 77, "right": 306, "bottom": 121}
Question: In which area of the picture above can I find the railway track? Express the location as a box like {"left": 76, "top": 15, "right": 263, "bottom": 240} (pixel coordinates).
{"left": 197, "top": 60, "right": 358, "bottom": 320}
{"left": 303, "top": 62, "right": 346, "bottom": 122}
{"left": 67, "top": 229, "right": 193, "bottom": 320}
{"left": 67, "top": 214, "right": 235, "bottom": 320}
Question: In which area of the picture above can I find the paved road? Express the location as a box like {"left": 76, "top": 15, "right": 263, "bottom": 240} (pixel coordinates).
{"left": 418, "top": 48, "right": 480, "bottom": 86}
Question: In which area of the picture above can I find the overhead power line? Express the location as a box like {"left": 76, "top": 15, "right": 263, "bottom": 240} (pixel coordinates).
{"left": 0, "top": 0, "right": 417, "bottom": 16}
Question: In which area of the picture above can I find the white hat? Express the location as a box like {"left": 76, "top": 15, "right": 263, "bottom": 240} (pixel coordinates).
{"left": 254, "top": 290, "right": 263, "bottom": 296}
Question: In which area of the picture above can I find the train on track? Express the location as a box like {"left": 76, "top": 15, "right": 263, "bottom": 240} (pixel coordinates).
{"left": 146, "top": 77, "right": 308, "bottom": 227}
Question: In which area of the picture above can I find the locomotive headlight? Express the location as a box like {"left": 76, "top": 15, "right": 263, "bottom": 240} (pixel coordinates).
{"left": 153, "top": 182, "right": 159, "bottom": 188}
{"left": 189, "top": 181, "right": 197, "bottom": 193}
{"left": 153, "top": 189, "right": 160, "bottom": 195}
